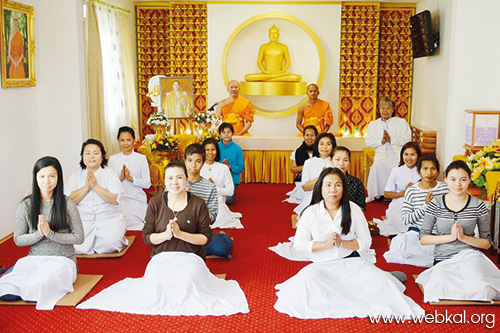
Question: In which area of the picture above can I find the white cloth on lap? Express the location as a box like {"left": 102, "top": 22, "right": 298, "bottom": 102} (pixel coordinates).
{"left": 269, "top": 237, "right": 376, "bottom": 263}
{"left": 274, "top": 257, "right": 424, "bottom": 319}
{"left": 210, "top": 199, "right": 243, "bottom": 229}
{"left": 383, "top": 230, "right": 434, "bottom": 267}
{"left": 201, "top": 162, "right": 243, "bottom": 229}
{"left": 77, "top": 252, "right": 249, "bottom": 316}
{"left": 65, "top": 167, "right": 128, "bottom": 254}
{"left": 269, "top": 237, "right": 310, "bottom": 262}
{"left": 0, "top": 256, "right": 76, "bottom": 310}
{"left": 377, "top": 165, "right": 420, "bottom": 235}
{"left": 416, "top": 249, "right": 500, "bottom": 303}
{"left": 284, "top": 182, "right": 306, "bottom": 204}
{"left": 366, "top": 154, "right": 398, "bottom": 202}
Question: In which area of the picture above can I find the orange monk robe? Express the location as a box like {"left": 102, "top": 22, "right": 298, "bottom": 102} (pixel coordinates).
{"left": 302, "top": 99, "right": 333, "bottom": 133}
{"left": 9, "top": 31, "right": 25, "bottom": 79}
{"left": 221, "top": 96, "right": 255, "bottom": 136}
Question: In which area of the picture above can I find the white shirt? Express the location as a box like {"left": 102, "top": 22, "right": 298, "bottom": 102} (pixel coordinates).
{"left": 200, "top": 162, "right": 234, "bottom": 199}
{"left": 109, "top": 152, "right": 151, "bottom": 204}
{"left": 384, "top": 164, "right": 421, "bottom": 193}
{"left": 294, "top": 201, "right": 372, "bottom": 262}
{"left": 365, "top": 117, "right": 411, "bottom": 161}
{"left": 65, "top": 167, "right": 123, "bottom": 223}
{"left": 301, "top": 157, "right": 333, "bottom": 186}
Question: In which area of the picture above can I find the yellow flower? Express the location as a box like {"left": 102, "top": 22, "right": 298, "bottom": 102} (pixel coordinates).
{"left": 471, "top": 168, "right": 483, "bottom": 181}
{"left": 478, "top": 156, "right": 495, "bottom": 170}
{"left": 152, "top": 143, "right": 157, "bottom": 149}
{"left": 483, "top": 145, "right": 494, "bottom": 154}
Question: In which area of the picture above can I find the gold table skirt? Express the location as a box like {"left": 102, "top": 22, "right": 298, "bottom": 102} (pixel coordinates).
{"left": 241, "top": 150, "right": 363, "bottom": 184}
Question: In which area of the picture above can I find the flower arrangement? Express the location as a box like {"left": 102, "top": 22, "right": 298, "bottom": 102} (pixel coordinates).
{"left": 151, "top": 134, "right": 180, "bottom": 152}
{"left": 198, "top": 129, "right": 220, "bottom": 143}
{"left": 194, "top": 110, "right": 217, "bottom": 126}
{"left": 468, "top": 139, "right": 500, "bottom": 194}
{"left": 147, "top": 112, "right": 170, "bottom": 127}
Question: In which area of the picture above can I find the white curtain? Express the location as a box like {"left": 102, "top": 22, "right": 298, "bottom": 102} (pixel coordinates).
{"left": 86, "top": 1, "right": 137, "bottom": 155}
{"left": 94, "top": 3, "right": 126, "bottom": 154}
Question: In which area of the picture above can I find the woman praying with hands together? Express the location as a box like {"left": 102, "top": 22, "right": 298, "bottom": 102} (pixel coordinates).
{"left": 65, "top": 139, "right": 127, "bottom": 254}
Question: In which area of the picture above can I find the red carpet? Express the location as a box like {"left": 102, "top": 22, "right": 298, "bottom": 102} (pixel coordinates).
{"left": 0, "top": 184, "right": 498, "bottom": 332}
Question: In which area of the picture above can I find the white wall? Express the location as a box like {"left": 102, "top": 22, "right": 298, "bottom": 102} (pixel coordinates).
{"left": 444, "top": 0, "right": 500, "bottom": 163}
{"left": 0, "top": 0, "right": 87, "bottom": 239}
{"left": 412, "top": 0, "right": 500, "bottom": 165}
{"left": 411, "top": 0, "right": 453, "bottom": 164}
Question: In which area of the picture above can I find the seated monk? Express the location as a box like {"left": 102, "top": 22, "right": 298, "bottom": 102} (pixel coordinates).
{"left": 244, "top": 25, "right": 302, "bottom": 82}
{"left": 216, "top": 80, "right": 254, "bottom": 136}
{"left": 296, "top": 84, "right": 333, "bottom": 134}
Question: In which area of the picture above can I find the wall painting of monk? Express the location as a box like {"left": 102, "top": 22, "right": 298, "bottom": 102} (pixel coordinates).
{"left": 160, "top": 77, "right": 194, "bottom": 119}
{"left": 1, "top": 0, "right": 35, "bottom": 88}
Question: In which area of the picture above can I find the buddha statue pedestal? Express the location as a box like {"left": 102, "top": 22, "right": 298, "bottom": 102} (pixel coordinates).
{"left": 240, "top": 81, "right": 307, "bottom": 96}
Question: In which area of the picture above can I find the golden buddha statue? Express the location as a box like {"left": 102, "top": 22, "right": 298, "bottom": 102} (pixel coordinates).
{"left": 244, "top": 25, "right": 302, "bottom": 82}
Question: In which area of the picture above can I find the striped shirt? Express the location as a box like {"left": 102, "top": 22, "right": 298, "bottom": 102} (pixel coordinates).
{"left": 187, "top": 177, "right": 218, "bottom": 223}
{"left": 420, "top": 195, "right": 490, "bottom": 262}
{"left": 401, "top": 181, "right": 449, "bottom": 229}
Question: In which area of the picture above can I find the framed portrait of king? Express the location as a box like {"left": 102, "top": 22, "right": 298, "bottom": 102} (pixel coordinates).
{"left": 160, "top": 77, "right": 194, "bottom": 119}
{"left": 1, "top": 0, "right": 36, "bottom": 88}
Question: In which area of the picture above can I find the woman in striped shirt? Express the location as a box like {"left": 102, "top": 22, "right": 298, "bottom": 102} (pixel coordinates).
{"left": 416, "top": 160, "right": 500, "bottom": 303}
{"left": 383, "top": 155, "right": 448, "bottom": 267}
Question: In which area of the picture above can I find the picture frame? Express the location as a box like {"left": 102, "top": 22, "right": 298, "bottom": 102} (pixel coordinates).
{"left": 160, "top": 77, "right": 194, "bottom": 119}
{"left": 1, "top": 0, "right": 35, "bottom": 88}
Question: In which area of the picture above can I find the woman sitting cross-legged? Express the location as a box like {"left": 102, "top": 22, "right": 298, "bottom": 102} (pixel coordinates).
{"left": 293, "top": 132, "right": 336, "bottom": 216}
{"left": 65, "top": 139, "right": 128, "bottom": 254}
{"left": 201, "top": 138, "right": 243, "bottom": 229}
{"left": 375, "top": 141, "right": 421, "bottom": 236}
{"left": 365, "top": 98, "right": 411, "bottom": 202}
{"left": 274, "top": 168, "right": 424, "bottom": 319}
{"left": 109, "top": 126, "right": 151, "bottom": 231}
{"left": 0, "top": 157, "right": 84, "bottom": 310}
{"left": 384, "top": 155, "right": 448, "bottom": 267}
{"left": 285, "top": 125, "right": 318, "bottom": 203}
{"left": 77, "top": 161, "right": 249, "bottom": 315}
{"left": 416, "top": 160, "right": 500, "bottom": 303}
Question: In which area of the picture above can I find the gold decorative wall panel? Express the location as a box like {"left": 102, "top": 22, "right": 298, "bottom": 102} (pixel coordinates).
{"left": 136, "top": 5, "right": 170, "bottom": 136}
{"left": 377, "top": 7, "right": 414, "bottom": 121}
{"left": 136, "top": 2, "right": 208, "bottom": 136}
{"left": 338, "top": 3, "right": 380, "bottom": 136}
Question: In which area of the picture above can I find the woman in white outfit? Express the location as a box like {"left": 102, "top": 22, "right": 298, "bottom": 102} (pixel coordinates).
{"left": 376, "top": 142, "right": 421, "bottom": 235}
{"left": 293, "top": 132, "right": 336, "bottom": 215}
{"left": 109, "top": 126, "right": 151, "bottom": 231}
{"left": 274, "top": 168, "right": 424, "bottom": 319}
{"left": 201, "top": 138, "right": 243, "bottom": 229}
{"left": 66, "top": 139, "right": 127, "bottom": 254}
{"left": 77, "top": 161, "right": 249, "bottom": 315}
{"left": 0, "top": 157, "right": 84, "bottom": 310}
{"left": 365, "top": 98, "right": 411, "bottom": 202}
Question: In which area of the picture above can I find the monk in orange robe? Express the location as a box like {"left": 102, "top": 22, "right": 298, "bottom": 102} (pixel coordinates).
{"left": 216, "top": 80, "right": 254, "bottom": 136}
{"left": 8, "top": 14, "right": 26, "bottom": 79}
{"left": 296, "top": 84, "right": 333, "bottom": 134}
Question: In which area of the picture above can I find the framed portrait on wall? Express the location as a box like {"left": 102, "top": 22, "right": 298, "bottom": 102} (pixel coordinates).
{"left": 1, "top": 0, "right": 35, "bottom": 88}
{"left": 160, "top": 77, "right": 194, "bottom": 119}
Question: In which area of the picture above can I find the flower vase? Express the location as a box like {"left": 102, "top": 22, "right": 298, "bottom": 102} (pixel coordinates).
{"left": 152, "top": 125, "right": 166, "bottom": 140}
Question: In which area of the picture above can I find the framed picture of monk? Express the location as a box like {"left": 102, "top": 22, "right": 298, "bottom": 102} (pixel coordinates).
{"left": 160, "top": 77, "right": 194, "bottom": 119}
{"left": 0, "top": 0, "right": 36, "bottom": 88}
